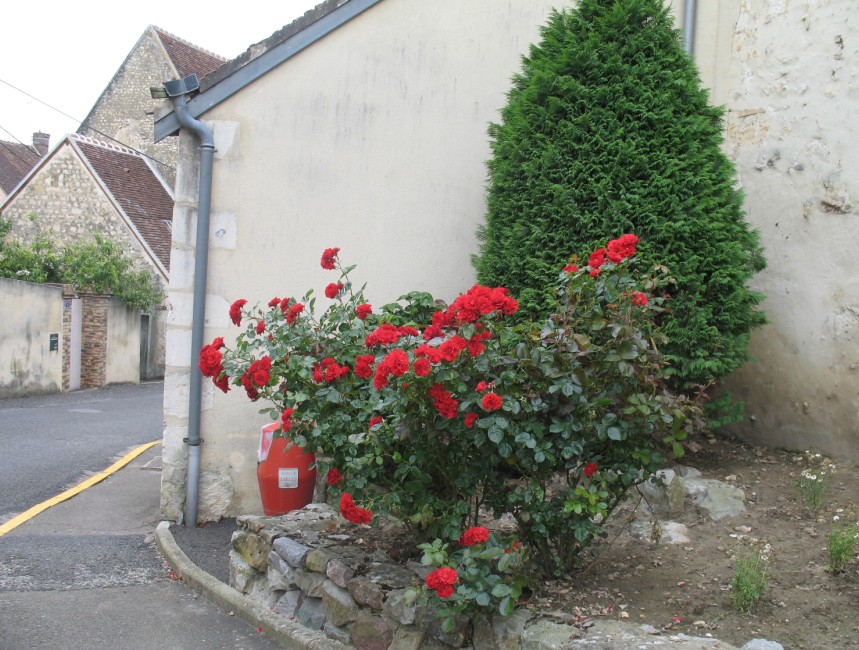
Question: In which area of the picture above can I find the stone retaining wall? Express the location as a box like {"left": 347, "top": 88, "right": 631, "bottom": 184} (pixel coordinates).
{"left": 228, "top": 504, "right": 739, "bottom": 650}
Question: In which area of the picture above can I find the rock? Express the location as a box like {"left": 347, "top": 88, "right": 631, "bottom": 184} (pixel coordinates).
{"left": 305, "top": 547, "right": 333, "bottom": 573}
{"left": 294, "top": 568, "right": 327, "bottom": 597}
{"left": 383, "top": 588, "right": 417, "bottom": 625}
{"left": 472, "top": 609, "right": 531, "bottom": 649}
{"left": 520, "top": 619, "right": 583, "bottom": 648}
{"left": 228, "top": 551, "right": 260, "bottom": 594}
{"left": 327, "top": 558, "right": 356, "bottom": 588}
{"left": 629, "top": 519, "right": 690, "bottom": 544}
{"left": 349, "top": 613, "right": 395, "bottom": 650}
{"left": 322, "top": 580, "right": 359, "bottom": 627}
{"left": 388, "top": 627, "right": 425, "bottom": 650}
{"left": 271, "top": 589, "right": 301, "bottom": 618}
{"left": 347, "top": 575, "right": 385, "bottom": 610}
{"left": 267, "top": 550, "right": 298, "bottom": 591}
{"left": 684, "top": 478, "right": 746, "bottom": 521}
{"left": 741, "top": 640, "right": 785, "bottom": 650}
{"left": 272, "top": 536, "right": 311, "bottom": 567}
{"left": 296, "top": 595, "right": 326, "bottom": 630}
{"left": 231, "top": 530, "right": 270, "bottom": 572}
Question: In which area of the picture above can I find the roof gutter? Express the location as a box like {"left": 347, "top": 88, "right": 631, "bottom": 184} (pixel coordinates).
{"left": 153, "top": 75, "right": 214, "bottom": 528}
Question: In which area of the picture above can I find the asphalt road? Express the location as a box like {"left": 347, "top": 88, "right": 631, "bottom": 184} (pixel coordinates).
{"left": 0, "top": 383, "right": 285, "bottom": 649}
{"left": 0, "top": 381, "right": 164, "bottom": 523}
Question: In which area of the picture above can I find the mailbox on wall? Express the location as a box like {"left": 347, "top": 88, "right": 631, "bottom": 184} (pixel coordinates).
{"left": 49, "top": 333, "right": 59, "bottom": 352}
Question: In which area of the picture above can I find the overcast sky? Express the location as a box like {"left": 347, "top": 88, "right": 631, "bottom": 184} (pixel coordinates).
{"left": 1, "top": 0, "right": 321, "bottom": 149}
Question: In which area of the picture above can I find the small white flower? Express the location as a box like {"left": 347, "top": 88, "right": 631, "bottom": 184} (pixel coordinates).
{"left": 833, "top": 515, "right": 841, "bottom": 522}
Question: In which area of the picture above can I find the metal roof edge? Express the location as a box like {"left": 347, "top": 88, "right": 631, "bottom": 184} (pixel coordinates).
{"left": 154, "top": 0, "right": 383, "bottom": 142}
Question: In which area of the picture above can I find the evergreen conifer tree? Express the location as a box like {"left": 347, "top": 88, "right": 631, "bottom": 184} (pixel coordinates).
{"left": 474, "top": 0, "right": 766, "bottom": 390}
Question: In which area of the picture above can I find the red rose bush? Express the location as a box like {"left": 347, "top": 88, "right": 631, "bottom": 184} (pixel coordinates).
{"left": 202, "top": 239, "right": 702, "bottom": 578}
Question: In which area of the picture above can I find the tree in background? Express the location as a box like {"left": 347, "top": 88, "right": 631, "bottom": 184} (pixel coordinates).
{"left": 474, "top": 0, "right": 766, "bottom": 395}
{"left": 0, "top": 218, "right": 162, "bottom": 311}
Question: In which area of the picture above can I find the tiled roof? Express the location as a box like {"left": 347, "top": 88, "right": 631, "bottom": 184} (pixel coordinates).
{"left": 71, "top": 135, "right": 174, "bottom": 271}
{"left": 0, "top": 140, "right": 41, "bottom": 195}
{"left": 152, "top": 27, "right": 227, "bottom": 80}
{"left": 200, "top": 0, "right": 348, "bottom": 91}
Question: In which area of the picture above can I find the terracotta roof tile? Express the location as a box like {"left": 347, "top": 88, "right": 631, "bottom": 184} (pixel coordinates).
{"left": 153, "top": 27, "right": 227, "bottom": 80}
{"left": 0, "top": 140, "right": 41, "bottom": 195}
{"left": 71, "top": 135, "right": 174, "bottom": 271}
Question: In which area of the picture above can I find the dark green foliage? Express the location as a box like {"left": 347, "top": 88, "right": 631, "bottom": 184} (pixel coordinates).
{"left": 0, "top": 217, "right": 162, "bottom": 311}
{"left": 474, "top": 0, "right": 766, "bottom": 389}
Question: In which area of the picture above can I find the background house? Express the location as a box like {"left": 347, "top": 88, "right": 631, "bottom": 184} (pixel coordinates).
{"left": 0, "top": 133, "right": 48, "bottom": 201}
{"left": 0, "top": 134, "right": 174, "bottom": 385}
{"left": 78, "top": 26, "right": 226, "bottom": 189}
{"left": 1, "top": 26, "right": 226, "bottom": 388}
{"left": 154, "top": 0, "right": 858, "bottom": 523}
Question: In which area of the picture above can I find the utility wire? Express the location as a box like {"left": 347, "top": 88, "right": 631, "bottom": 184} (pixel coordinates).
{"left": 0, "top": 124, "right": 41, "bottom": 167}
{"left": 0, "top": 77, "right": 175, "bottom": 171}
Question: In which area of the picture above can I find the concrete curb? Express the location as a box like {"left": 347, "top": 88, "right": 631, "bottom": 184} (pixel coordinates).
{"left": 155, "top": 521, "right": 349, "bottom": 650}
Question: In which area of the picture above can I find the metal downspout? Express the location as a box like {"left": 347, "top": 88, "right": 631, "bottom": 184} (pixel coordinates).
{"left": 683, "top": 0, "right": 697, "bottom": 56}
{"left": 168, "top": 93, "right": 214, "bottom": 528}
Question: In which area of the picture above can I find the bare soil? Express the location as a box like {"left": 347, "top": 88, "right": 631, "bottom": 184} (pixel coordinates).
{"left": 525, "top": 435, "right": 859, "bottom": 650}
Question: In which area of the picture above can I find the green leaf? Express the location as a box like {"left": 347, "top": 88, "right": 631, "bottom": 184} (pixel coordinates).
{"left": 499, "top": 595, "right": 515, "bottom": 617}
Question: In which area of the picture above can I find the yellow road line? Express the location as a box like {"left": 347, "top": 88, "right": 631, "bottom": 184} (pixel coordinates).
{"left": 0, "top": 440, "right": 161, "bottom": 537}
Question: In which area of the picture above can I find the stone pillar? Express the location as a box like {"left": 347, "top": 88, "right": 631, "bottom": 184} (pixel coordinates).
{"left": 60, "top": 285, "right": 77, "bottom": 392}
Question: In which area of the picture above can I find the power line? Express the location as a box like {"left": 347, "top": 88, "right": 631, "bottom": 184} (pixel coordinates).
{"left": 0, "top": 124, "right": 41, "bottom": 168}
{"left": 0, "top": 77, "right": 175, "bottom": 171}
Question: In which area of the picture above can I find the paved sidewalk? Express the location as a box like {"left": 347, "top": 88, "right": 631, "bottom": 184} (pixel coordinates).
{"left": 0, "top": 445, "right": 283, "bottom": 650}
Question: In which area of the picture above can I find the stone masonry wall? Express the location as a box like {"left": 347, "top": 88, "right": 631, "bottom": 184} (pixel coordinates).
{"left": 78, "top": 31, "right": 179, "bottom": 188}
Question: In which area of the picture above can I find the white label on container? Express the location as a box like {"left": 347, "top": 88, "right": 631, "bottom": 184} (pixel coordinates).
{"left": 278, "top": 468, "right": 299, "bottom": 489}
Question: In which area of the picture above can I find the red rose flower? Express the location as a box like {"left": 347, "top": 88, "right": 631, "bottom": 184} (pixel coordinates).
{"left": 481, "top": 392, "right": 503, "bottom": 411}
{"left": 439, "top": 335, "right": 467, "bottom": 362}
{"left": 475, "top": 381, "right": 490, "bottom": 393}
{"left": 563, "top": 264, "right": 579, "bottom": 273}
{"left": 321, "top": 247, "right": 340, "bottom": 270}
{"left": 325, "top": 282, "right": 344, "bottom": 299}
{"left": 267, "top": 297, "right": 280, "bottom": 308}
{"left": 211, "top": 337, "right": 225, "bottom": 349}
{"left": 631, "top": 292, "right": 648, "bottom": 307}
{"left": 413, "top": 358, "right": 431, "bottom": 377}
{"left": 229, "top": 299, "right": 247, "bottom": 326}
{"left": 383, "top": 349, "right": 410, "bottom": 376}
{"left": 369, "top": 415, "right": 383, "bottom": 428}
{"left": 355, "top": 303, "right": 373, "bottom": 320}
{"left": 583, "top": 462, "right": 599, "bottom": 478}
{"left": 464, "top": 413, "right": 479, "bottom": 429}
{"left": 425, "top": 567, "right": 458, "bottom": 599}
{"left": 588, "top": 248, "right": 607, "bottom": 271}
{"left": 340, "top": 492, "right": 373, "bottom": 524}
{"left": 354, "top": 354, "right": 375, "bottom": 379}
{"left": 286, "top": 303, "right": 304, "bottom": 325}
{"left": 255, "top": 320, "right": 265, "bottom": 335}
{"left": 281, "top": 407, "right": 294, "bottom": 433}
{"left": 365, "top": 323, "right": 401, "bottom": 347}
{"left": 327, "top": 468, "right": 342, "bottom": 486}
{"left": 459, "top": 526, "right": 490, "bottom": 547}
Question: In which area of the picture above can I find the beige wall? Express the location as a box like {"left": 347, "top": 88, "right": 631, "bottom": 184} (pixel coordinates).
{"left": 0, "top": 279, "right": 63, "bottom": 396}
{"left": 719, "top": 0, "right": 859, "bottom": 457}
{"left": 105, "top": 298, "right": 142, "bottom": 385}
{"left": 162, "top": 0, "right": 859, "bottom": 522}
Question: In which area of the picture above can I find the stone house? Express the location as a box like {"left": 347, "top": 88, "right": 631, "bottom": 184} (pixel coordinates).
{"left": 1, "top": 26, "right": 227, "bottom": 382}
{"left": 0, "top": 132, "right": 49, "bottom": 201}
{"left": 78, "top": 25, "right": 226, "bottom": 189}
{"left": 1, "top": 133, "right": 174, "bottom": 379}
{"left": 153, "top": 0, "right": 858, "bottom": 524}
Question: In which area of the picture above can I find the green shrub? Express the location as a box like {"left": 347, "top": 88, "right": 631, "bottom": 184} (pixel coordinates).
{"left": 0, "top": 218, "right": 162, "bottom": 311}
{"left": 474, "top": 0, "right": 766, "bottom": 391}
{"left": 206, "top": 241, "right": 702, "bottom": 576}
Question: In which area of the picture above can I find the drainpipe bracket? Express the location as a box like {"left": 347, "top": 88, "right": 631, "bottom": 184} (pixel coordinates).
{"left": 183, "top": 438, "right": 203, "bottom": 446}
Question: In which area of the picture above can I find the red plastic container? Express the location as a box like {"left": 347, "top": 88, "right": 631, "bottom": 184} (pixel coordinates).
{"left": 257, "top": 423, "right": 317, "bottom": 516}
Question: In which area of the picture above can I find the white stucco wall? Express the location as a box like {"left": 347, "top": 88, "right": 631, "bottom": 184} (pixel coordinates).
{"left": 162, "top": 0, "right": 859, "bottom": 522}
{"left": 105, "top": 298, "right": 141, "bottom": 385}
{"left": 720, "top": 0, "right": 858, "bottom": 457}
{"left": 0, "top": 279, "right": 63, "bottom": 396}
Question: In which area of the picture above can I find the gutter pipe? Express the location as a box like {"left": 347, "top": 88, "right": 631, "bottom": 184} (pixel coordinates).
{"left": 683, "top": 0, "right": 697, "bottom": 56}
{"left": 167, "top": 92, "right": 215, "bottom": 529}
